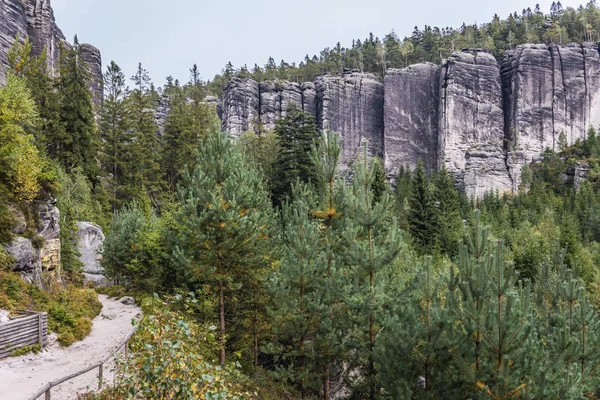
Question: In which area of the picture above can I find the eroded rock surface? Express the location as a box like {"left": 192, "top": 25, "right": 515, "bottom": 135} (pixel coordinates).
{"left": 315, "top": 72, "right": 385, "bottom": 166}
{"left": 221, "top": 77, "right": 260, "bottom": 138}
{"left": 76, "top": 222, "right": 105, "bottom": 275}
{"left": 0, "top": 0, "right": 28, "bottom": 83}
{"left": 80, "top": 43, "right": 103, "bottom": 109}
{"left": 384, "top": 64, "right": 439, "bottom": 175}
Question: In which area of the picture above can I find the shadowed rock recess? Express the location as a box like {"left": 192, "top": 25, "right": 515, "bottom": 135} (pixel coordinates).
{"left": 0, "top": 0, "right": 103, "bottom": 107}
{"left": 221, "top": 44, "right": 600, "bottom": 197}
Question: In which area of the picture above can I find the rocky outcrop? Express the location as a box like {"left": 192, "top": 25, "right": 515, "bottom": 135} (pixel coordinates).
{"left": 0, "top": 0, "right": 103, "bottom": 111}
{"left": 221, "top": 77, "right": 260, "bottom": 138}
{"left": 0, "top": 0, "right": 28, "bottom": 83}
{"left": 76, "top": 222, "right": 104, "bottom": 276}
{"left": 24, "top": 0, "right": 64, "bottom": 76}
{"left": 439, "top": 50, "right": 512, "bottom": 196}
{"left": 80, "top": 43, "right": 103, "bottom": 109}
{"left": 316, "top": 72, "right": 385, "bottom": 166}
{"left": 502, "top": 43, "right": 600, "bottom": 186}
{"left": 4, "top": 197, "right": 61, "bottom": 287}
{"left": 155, "top": 95, "right": 171, "bottom": 137}
{"left": 259, "top": 80, "right": 304, "bottom": 130}
{"left": 384, "top": 63, "right": 439, "bottom": 175}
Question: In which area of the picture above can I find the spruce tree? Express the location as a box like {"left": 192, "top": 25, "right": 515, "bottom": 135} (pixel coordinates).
{"left": 53, "top": 36, "right": 99, "bottom": 183}
{"left": 272, "top": 104, "right": 319, "bottom": 205}
{"left": 100, "top": 61, "right": 130, "bottom": 211}
{"left": 128, "top": 63, "right": 161, "bottom": 203}
{"left": 434, "top": 167, "right": 463, "bottom": 258}
{"left": 407, "top": 159, "right": 437, "bottom": 255}
{"left": 174, "top": 129, "right": 272, "bottom": 366}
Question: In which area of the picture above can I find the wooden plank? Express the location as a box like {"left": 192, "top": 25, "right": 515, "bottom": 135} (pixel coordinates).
{"left": 0, "top": 324, "right": 47, "bottom": 341}
{"left": 0, "top": 338, "right": 41, "bottom": 358}
{"left": 3, "top": 314, "right": 38, "bottom": 326}
{"left": 0, "top": 328, "right": 48, "bottom": 348}
{"left": 0, "top": 320, "right": 39, "bottom": 335}
{"left": 0, "top": 317, "right": 38, "bottom": 332}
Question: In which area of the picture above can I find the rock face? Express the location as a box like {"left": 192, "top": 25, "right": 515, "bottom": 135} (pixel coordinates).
{"left": 439, "top": 50, "right": 512, "bottom": 196}
{"left": 24, "top": 0, "right": 64, "bottom": 76}
{"left": 4, "top": 198, "right": 61, "bottom": 287}
{"left": 216, "top": 44, "right": 600, "bottom": 197}
{"left": 80, "top": 43, "right": 103, "bottom": 109}
{"left": 221, "top": 78, "right": 260, "bottom": 138}
{"left": 384, "top": 63, "right": 439, "bottom": 175}
{"left": 502, "top": 43, "right": 600, "bottom": 186}
{"left": 76, "top": 222, "right": 105, "bottom": 275}
{"left": 0, "top": 0, "right": 103, "bottom": 110}
{"left": 316, "top": 72, "right": 385, "bottom": 166}
{"left": 0, "top": 0, "right": 29, "bottom": 83}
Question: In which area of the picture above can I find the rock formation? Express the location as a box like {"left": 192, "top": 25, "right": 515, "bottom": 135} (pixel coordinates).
{"left": 384, "top": 63, "right": 439, "bottom": 175}
{"left": 4, "top": 197, "right": 61, "bottom": 287}
{"left": 0, "top": 0, "right": 29, "bottom": 83}
{"left": 76, "top": 222, "right": 104, "bottom": 276}
{"left": 0, "top": 0, "right": 102, "bottom": 108}
{"left": 502, "top": 43, "right": 600, "bottom": 186}
{"left": 80, "top": 43, "right": 103, "bottom": 109}
{"left": 316, "top": 72, "right": 385, "bottom": 166}
{"left": 221, "top": 77, "right": 260, "bottom": 138}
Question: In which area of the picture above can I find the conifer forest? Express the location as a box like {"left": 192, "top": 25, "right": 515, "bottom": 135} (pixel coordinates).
{"left": 4, "top": 1, "right": 600, "bottom": 399}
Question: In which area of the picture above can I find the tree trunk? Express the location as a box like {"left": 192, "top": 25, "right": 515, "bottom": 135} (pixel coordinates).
{"left": 219, "top": 278, "right": 226, "bottom": 366}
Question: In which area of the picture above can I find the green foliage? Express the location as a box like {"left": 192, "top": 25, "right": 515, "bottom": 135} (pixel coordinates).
{"left": 52, "top": 38, "right": 99, "bottom": 183}
{"left": 81, "top": 295, "right": 258, "bottom": 399}
{"left": 174, "top": 129, "right": 273, "bottom": 366}
{"left": 407, "top": 160, "right": 438, "bottom": 255}
{"left": 102, "top": 201, "right": 171, "bottom": 291}
{"left": 271, "top": 105, "right": 319, "bottom": 205}
{"left": 0, "top": 271, "right": 101, "bottom": 346}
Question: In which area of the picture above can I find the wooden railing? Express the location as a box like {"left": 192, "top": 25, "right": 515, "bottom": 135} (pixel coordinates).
{"left": 0, "top": 311, "right": 47, "bottom": 360}
{"left": 27, "top": 328, "right": 136, "bottom": 400}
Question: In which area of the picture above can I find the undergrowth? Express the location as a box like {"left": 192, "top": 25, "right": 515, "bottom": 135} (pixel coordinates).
{"left": 0, "top": 271, "right": 102, "bottom": 347}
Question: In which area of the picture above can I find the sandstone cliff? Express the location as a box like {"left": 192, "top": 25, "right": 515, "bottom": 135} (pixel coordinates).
{"left": 0, "top": 0, "right": 102, "bottom": 107}
{"left": 220, "top": 44, "right": 600, "bottom": 197}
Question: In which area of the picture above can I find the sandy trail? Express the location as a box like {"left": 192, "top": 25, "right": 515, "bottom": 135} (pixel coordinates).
{"left": 0, "top": 295, "right": 141, "bottom": 400}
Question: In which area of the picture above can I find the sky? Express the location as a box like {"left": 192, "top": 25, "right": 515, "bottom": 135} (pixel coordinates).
{"left": 51, "top": 0, "right": 585, "bottom": 86}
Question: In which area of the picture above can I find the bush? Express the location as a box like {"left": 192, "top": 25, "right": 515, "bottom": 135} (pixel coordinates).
{"left": 0, "top": 271, "right": 101, "bottom": 346}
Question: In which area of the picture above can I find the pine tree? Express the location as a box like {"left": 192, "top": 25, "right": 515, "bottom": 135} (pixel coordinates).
{"left": 53, "top": 37, "right": 99, "bottom": 183}
{"left": 173, "top": 129, "right": 272, "bottom": 366}
{"left": 407, "top": 160, "right": 438, "bottom": 255}
{"left": 344, "top": 144, "right": 403, "bottom": 398}
{"left": 272, "top": 104, "right": 319, "bottom": 205}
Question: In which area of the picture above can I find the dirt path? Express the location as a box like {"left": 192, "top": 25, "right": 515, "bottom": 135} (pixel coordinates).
{"left": 0, "top": 295, "right": 141, "bottom": 400}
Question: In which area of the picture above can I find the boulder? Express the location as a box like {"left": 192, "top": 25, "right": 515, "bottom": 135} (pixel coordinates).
{"left": 5, "top": 237, "right": 41, "bottom": 285}
{"left": 76, "top": 222, "right": 105, "bottom": 275}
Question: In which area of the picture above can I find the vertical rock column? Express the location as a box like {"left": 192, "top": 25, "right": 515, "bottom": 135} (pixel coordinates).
{"left": 384, "top": 63, "right": 440, "bottom": 175}
{"left": 439, "top": 50, "right": 511, "bottom": 197}
{"left": 221, "top": 77, "right": 260, "bottom": 138}
{"left": 315, "top": 72, "right": 384, "bottom": 168}
{"left": 0, "top": 0, "right": 29, "bottom": 83}
{"left": 24, "top": 0, "right": 65, "bottom": 76}
{"left": 80, "top": 43, "right": 103, "bottom": 111}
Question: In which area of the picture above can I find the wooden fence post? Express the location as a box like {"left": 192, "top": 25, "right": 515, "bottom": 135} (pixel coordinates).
{"left": 38, "top": 313, "right": 43, "bottom": 349}
{"left": 44, "top": 388, "right": 51, "bottom": 400}
{"left": 98, "top": 363, "right": 104, "bottom": 390}
{"left": 124, "top": 339, "right": 129, "bottom": 358}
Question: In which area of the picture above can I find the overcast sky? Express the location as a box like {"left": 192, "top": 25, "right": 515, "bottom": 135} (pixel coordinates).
{"left": 51, "top": 0, "right": 584, "bottom": 86}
